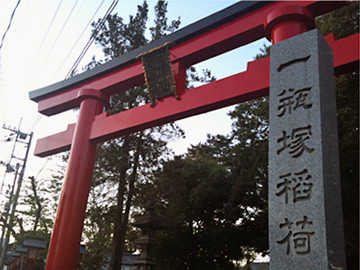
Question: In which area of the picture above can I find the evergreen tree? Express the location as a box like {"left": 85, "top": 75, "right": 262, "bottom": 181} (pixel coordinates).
{"left": 153, "top": 154, "right": 243, "bottom": 270}
{"left": 316, "top": 3, "right": 359, "bottom": 268}
{"left": 228, "top": 2, "right": 359, "bottom": 267}
{"left": 81, "top": 2, "right": 184, "bottom": 269}
{"left": 152, "top": 2, "right": 358, "bottom": 269}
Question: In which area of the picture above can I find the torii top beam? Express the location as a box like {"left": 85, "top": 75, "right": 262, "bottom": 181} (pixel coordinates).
{"left": 29, "top": 1, "right": 348, "bottom": 111}
{"left": 29, "top": 0, "right": 358, "bottom": 157}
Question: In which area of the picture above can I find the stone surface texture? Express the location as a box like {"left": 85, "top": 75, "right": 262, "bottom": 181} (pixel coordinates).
{"left": 269, "top": 29, "right": 346, "bottom": 270}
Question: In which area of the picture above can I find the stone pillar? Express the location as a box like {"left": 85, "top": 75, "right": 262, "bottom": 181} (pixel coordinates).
{"left": 268, "top": 29, "right": 346, "bottom": 269}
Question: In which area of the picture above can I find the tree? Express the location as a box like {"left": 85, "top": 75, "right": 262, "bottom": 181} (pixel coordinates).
{"left": 7, "top": 161, "right": 67, "bottom": 270}
{"left": 228, "top": 2, "right": 359, "bottom": 267}
{"left": 81, "top": 2, "right": 184, "bottom": 269}
{"left": 82, "top": 2, "right": 216, "bottom": 268}
{"left": 151, "top": 3, "right": 358, "bottom": 269}
{"left": 153, "top": 154, "right": 243, "bottom": 270}
{"left": 150, "top": 94, "right": 269, "bottom": 269}
{"left": 316, "top": 3, "right": 359, "bottom": 268}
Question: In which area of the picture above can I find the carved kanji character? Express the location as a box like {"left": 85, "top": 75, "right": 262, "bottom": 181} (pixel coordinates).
{"left": 293, "top": 87, "right": 312, "bottom": 111}
{"left": 277, "top": 89, "right": 295, "bottom": 117}
{"left": 277, "top": 216, "right": 315, "bottom": 256}
{"left": 277, "top": 131, "right": 291, "bottom": 155}
{"left": 292, "top": 169, "right": 313, "bottom": 203}
{"left": 276, "top": 169, "right": 313, "bottom": 204}
{"left": 293, "top": 216, "right": 314, "bottom": 255}
{"left": 276, "top": 173, "right": 292, "bottom": 204}
{"left": 289, "top": 125, "right": 314, "bottom": 158}
{"left": 277, "top": 87, "right": 312, "bottom": 117}
{"left": 277, "top": 218, "right": 294, "bottom": 255}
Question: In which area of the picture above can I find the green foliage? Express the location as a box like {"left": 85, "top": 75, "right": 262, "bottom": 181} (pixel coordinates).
{"left": 17, "top": 160, "right": 66, "bottom": 236}
{"left": 154, "top": 155, "right": 242, "bottom": 270}
{"left": 150, "top": 1, "right": 181, "bottom": 41}
{"left": 233, "top": 2, "right": 359, "bottom": 267}
{"left": 81, "top": 2, "right": 185, "bottom": 269}
{"left": 316, "top": 3, "right": 359, "bottom": 268}
{"left": 152, "top": 3, "right": 359, "bottom": 269}
{"left": 335, "top": 71, "right": 359, "bottom": 269}
{"left": 227, "top": 98, "right": 269, "bottom": 254}
{"left": 81, "top": 203, "right": 114, "bottom": 270}
{"left": 92, "top": 2, "right": 149, "bottom": 60}
{"left": 153, "top": 96, "right": 270, "bottom": 268}
{"left": 315, "top": 2, "right": 359, "bottom": 39}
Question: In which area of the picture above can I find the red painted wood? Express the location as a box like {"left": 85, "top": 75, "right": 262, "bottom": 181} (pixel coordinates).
{"left": 34, "top": 123, "right": 75, "bottom": 157}
{"left": 38, "top": 0, "right": 341, "bottom": 117}
{"left": 45, "top": 94, "right": 106, "bottom": 270}
{"left": 38, "top": 62, "right": 144, "bottom": 116}
{"left": 264, "top": 5, "right": 315, "bottom": 43}
{"left": 172, "top": 61, "right": 187, "bottom": 96}
{"left": 34, "top": 33, "right": 360, "bottom": 157}
{"left": 37, "top": 3, "right": 356, "bottom": 270}
{"left": 325, "top": 33, "right": 360, "bottom": 76}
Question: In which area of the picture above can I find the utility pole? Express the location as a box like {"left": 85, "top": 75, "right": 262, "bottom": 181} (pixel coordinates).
{"left": 0, "top": 124, "right": 33, "bottom": 269}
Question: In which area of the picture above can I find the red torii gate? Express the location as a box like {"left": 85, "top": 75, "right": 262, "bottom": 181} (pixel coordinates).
{"left": 29, "top": 1, "right": 359, "bottom": 269}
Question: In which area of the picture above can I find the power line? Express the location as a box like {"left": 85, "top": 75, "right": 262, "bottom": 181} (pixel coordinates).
{"left": 33, "top": 157, "right": 51, "bottom": 180}
{"left": 0, "top": 0, "right": 22, "bottom": 123}
{"left": 27, "top": 0, "right": 63, "bottom": 74}
{"left": 0, "top": 0, "right": 22, "bottom": 52}
{"left": 0, "top": 119, "right": 22, "bottom": 194}
{"left": 27, "top": 1, "right": 98, "bottom": 133}
{"left": 50, "top": 0, "right": 105, "bottom": 82}
{"left": 39, "top": 0, "right": 79, "bottom": 74}
{"left": 27, "top": 114, "right": 42, "bottom": 133}
{"left": 64, "top": 0, "right": 119, "bottom": 79}
{"left": 0, "top": 53, "right": 5, "bottom": 124}
{"left": 0, "top": 129, "right": 33, "bottom": 269}
{"left": 65, "top": 0, "right": 86, "bottom": 36}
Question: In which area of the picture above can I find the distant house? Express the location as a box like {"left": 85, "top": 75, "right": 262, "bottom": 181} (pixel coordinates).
{"left": 102, "top": 253, "right": 139, "bottom": 270}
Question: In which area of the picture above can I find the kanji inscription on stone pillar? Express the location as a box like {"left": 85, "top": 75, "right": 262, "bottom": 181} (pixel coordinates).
{"left": 269, "top": 29, "right": 346, "bottom": 270}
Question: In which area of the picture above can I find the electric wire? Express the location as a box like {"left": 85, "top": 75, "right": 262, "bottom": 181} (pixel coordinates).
{"left": 38, "top": 0, "right": 79, "bottom": 75}
{"left": 26, "top": 0, "right": 64, "bottom": 133}
{"left": 0, "top": 53, "right": 5, "bottom": 125}
{"left": 0, "top": 0, "right": 22, "bottom": 123}
{"left": 65, "top": 0, "right": 86, "bottom": 37}
{"left": 27, "top": 0, "right": 78, "bottom": 133}
{"left": 50, "top": 0, "right": 105, "bottom": 82}
{"left": 64, "top": 0, "right": 119, "bottom": 79}
{"left": 33, "top": 157, "right": 51, "bottom": 181}
{"left": 0, "top": 0, "right": 22, "bottom": 51}
{"left": 27, "top": 114, "right": 42, "bottom": 133}
{"left": 27, "top": 0, "right": 63, "bottom": 74}
{"left": 23, "top": 0, "right": 116, "bottom": 132}
{"left": 0, "top": 119, "right": 22, "bottom": 194}
{"left": 64, "top": 0, "right": 118, "bottom": 79}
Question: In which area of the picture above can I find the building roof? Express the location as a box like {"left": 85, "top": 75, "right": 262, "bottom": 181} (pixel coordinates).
{"left": 15, "top": 245, "right": 28, "bottom": 253}
{"left": 23, "top": 236, "right": 47, "bottom": 249}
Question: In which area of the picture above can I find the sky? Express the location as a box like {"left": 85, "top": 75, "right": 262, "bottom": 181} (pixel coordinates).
{"left": 0, "top": 0, "right": 271, "bottom": 190}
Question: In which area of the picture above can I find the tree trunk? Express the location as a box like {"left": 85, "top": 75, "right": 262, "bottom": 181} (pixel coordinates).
{"left": 109, "top": 134, "right": 142, "bottom": 270}
{"left": 109, "top": 136, "right": 131, "bottom": 270}
{"left": 29, "top": 176, "right": 42, "bottom": 231}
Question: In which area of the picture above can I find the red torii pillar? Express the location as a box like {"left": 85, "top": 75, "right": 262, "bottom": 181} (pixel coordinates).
{"left": 28, "top": 2, "right": 358, "bottom": 269}
{"left": 45, "top": 90, "right": 109, "bottom": 269}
